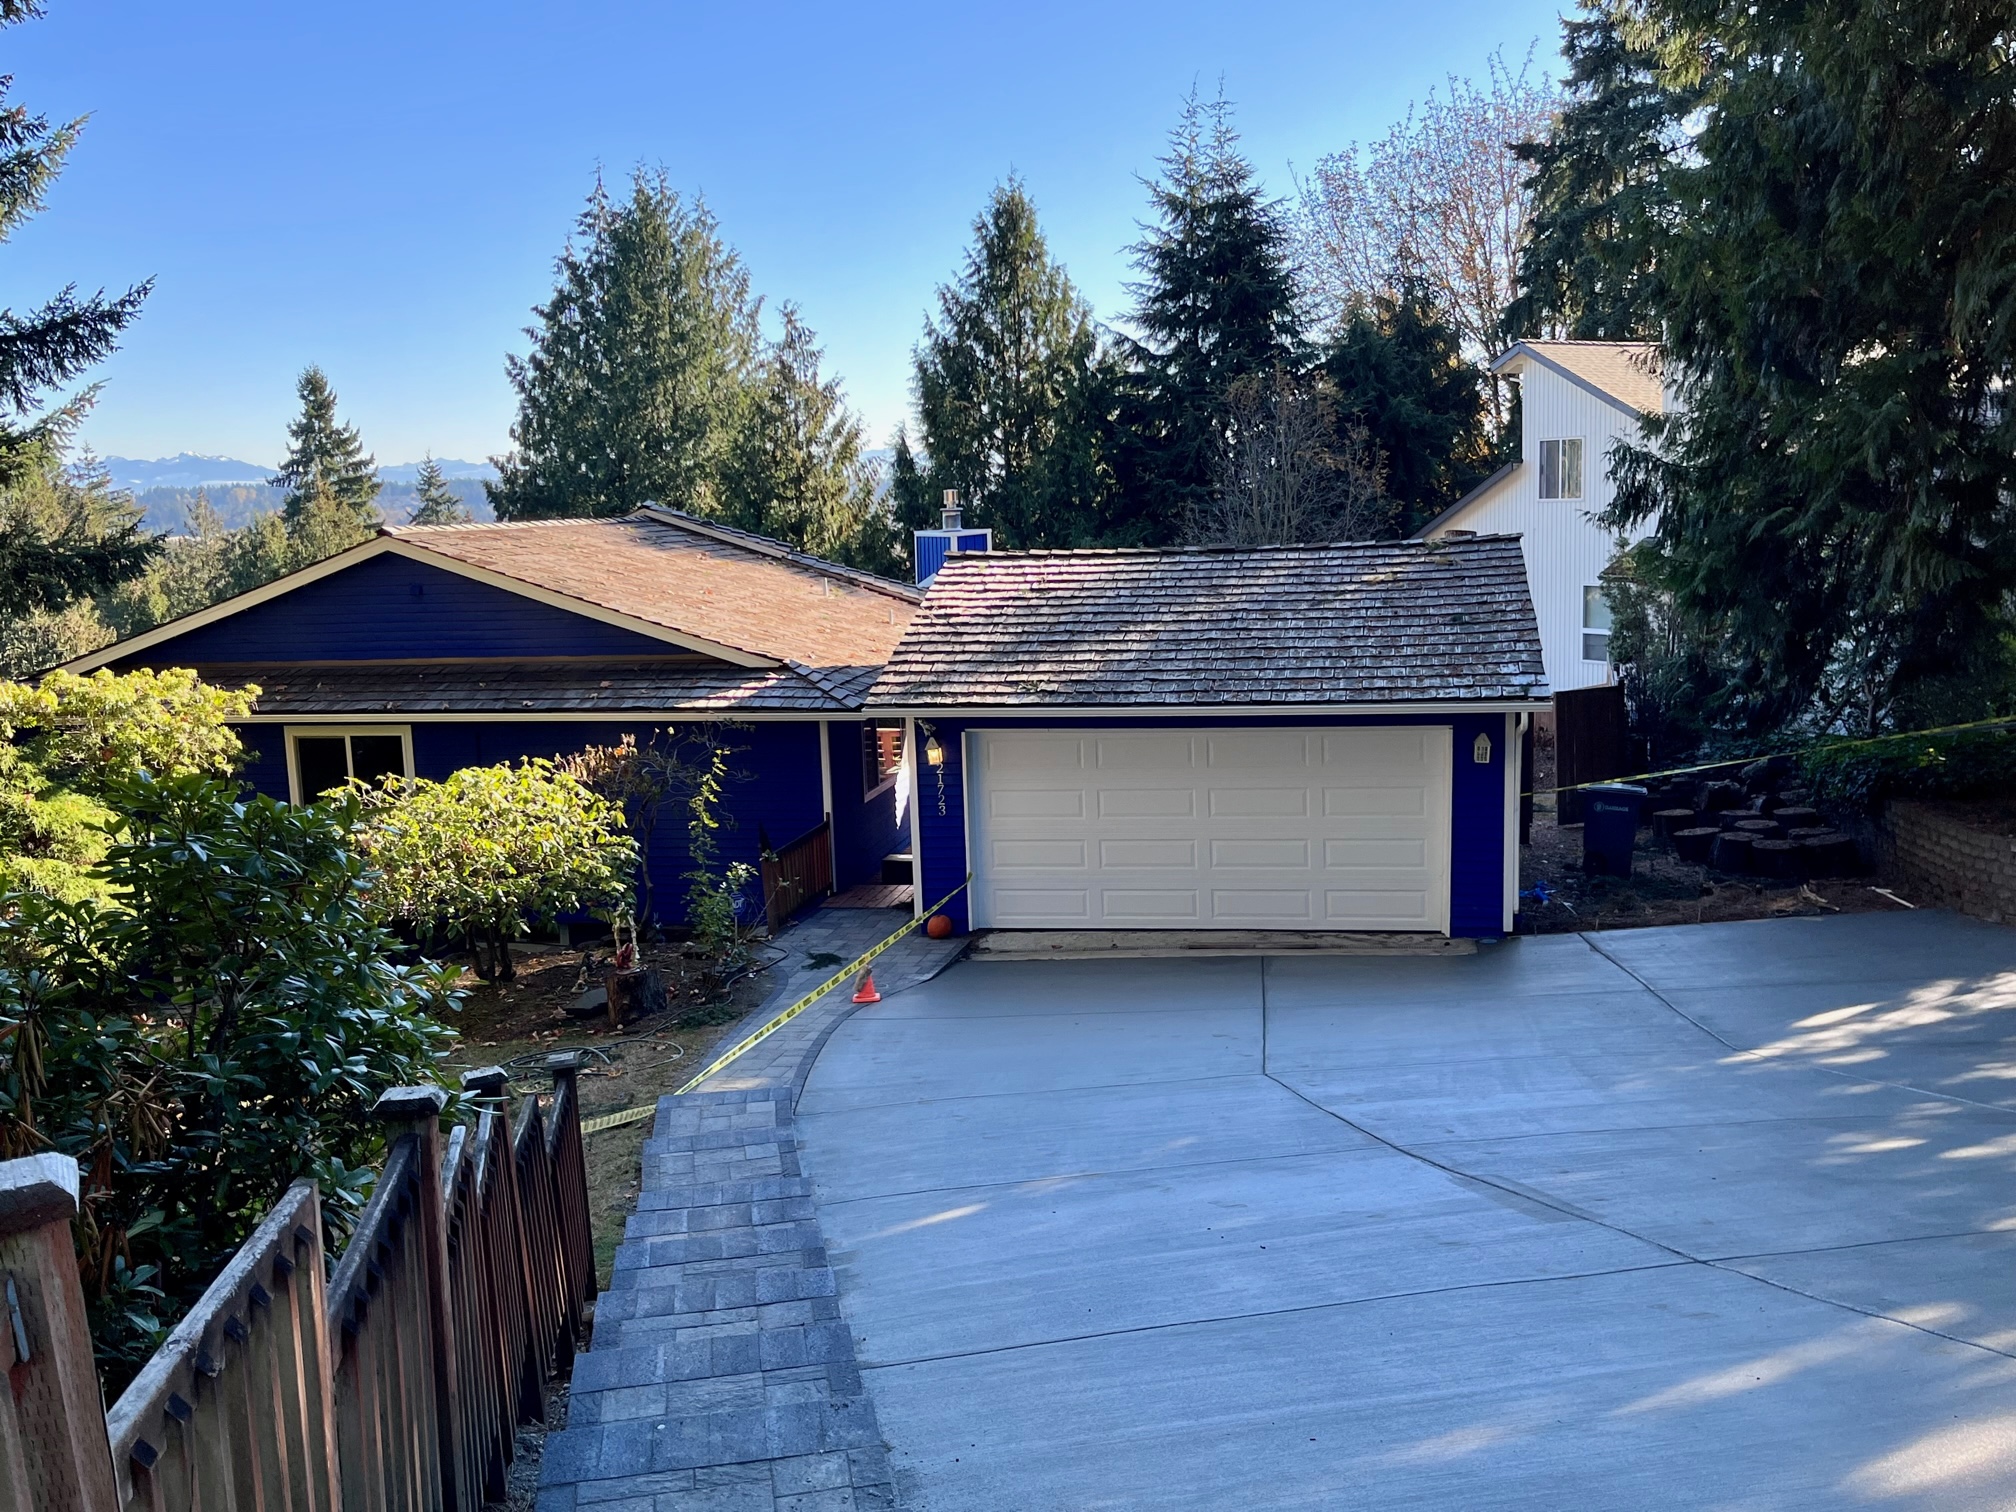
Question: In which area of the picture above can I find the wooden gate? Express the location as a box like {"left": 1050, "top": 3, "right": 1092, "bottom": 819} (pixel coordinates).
{"left": 1554, "top": 684, "right": 1631, "bottom": 824}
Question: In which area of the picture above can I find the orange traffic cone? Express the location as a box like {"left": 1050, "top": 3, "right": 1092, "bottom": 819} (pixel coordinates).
{"left": 851, "top": 970, "right": 882, "bottom": 1004}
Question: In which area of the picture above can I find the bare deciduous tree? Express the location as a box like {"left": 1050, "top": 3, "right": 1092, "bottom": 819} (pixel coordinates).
{"left": 1190, "top": 370, "right": 1392, "bottom": 546}
{"left": 1296, "top": 49, "right": 1560, "bottom": 371}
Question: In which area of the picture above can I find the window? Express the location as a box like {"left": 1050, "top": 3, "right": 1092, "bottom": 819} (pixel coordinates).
{"left": 1538, "top": 437, "right": 1584, "bottom": 500}
{"left": 1582, "top": 584, "right": 1614, "bottom": 662}
{"left": 286, "top": 726, "right": 413, "bottom": 802}
{"left": 862, "top": 721, "right": 905, "bottom": 797}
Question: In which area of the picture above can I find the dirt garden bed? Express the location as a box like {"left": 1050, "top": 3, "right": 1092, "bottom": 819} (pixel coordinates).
{"left": 437, "top": 939, "right": 774, "bottom": 1286}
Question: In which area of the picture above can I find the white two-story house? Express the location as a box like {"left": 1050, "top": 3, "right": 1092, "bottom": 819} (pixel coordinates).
{"left": 1423, "top": 340, "right": 1662, "bottom": 694}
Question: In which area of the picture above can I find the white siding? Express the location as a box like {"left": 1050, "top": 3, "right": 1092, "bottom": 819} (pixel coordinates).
{"left": 1430, "top": 357, "right": 1656, "bottom": 693}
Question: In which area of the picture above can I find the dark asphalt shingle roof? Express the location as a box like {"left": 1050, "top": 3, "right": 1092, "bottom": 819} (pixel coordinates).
{"left": 192, "top": 659, "right": 880, "bottom": 716}
{"left": 866, "top": 536, "right": 1549, "bottom": 710}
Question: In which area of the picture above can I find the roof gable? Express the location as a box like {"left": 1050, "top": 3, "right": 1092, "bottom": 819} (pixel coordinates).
{"left": 868, "top": 537, "right": 1549, "bottom": 710}
{"left": 1496, "top": 340, "right": 1663, "bottom": 417}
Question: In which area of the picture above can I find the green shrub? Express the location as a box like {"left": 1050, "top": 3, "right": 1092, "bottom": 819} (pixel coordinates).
{"left": 1800, "top": 725, "right": 2016, "bottom": 813}
{"left": 0, "top": 771, "right": 458, "bottom": 1390}
{"left": 355, "top": 759, "right": 638, "bottom": 980}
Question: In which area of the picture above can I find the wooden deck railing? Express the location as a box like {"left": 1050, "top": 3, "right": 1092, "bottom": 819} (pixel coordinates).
{"left": 0, "top": 1053, "right": 597, "bottom": 1512}
{"left": 761, "top": 817, "right": 834, "bottom": 933}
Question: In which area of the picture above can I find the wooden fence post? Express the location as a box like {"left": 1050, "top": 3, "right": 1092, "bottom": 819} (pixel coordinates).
{"left": 373, "top": 1085, "right": 463, "bottom": 1512}
{"left": 461, "top": 1067, "right": 545, "bottom": 1424}
{"left": 0, "top": 1154, "right": 116, "bottom": 1512}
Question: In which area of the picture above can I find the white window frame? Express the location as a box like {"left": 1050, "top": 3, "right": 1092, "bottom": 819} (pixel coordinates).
{"left": 1538, "top": 437, "right": 1585, "bottom": 501}
{"left": 1581, "top": 585, "right": 1613, "bottom": 664}
{"left": 862, "top": 720, "right": 906, "bottom": 800}
{"left": 284, "top": 724, "right": 415, "bottom": 804}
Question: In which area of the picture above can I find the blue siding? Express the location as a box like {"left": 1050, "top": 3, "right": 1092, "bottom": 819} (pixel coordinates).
{"left": 826, "top": 720, "right": 909, "bottom": 890}
{"left": 236, "top": 724, "right": 292, "bottom": 802}
{"left": 119, "top": 554, "right": 678, "bottom": 665}
{"left": 915, "top": 713, "right": 1512, "bottom": 938}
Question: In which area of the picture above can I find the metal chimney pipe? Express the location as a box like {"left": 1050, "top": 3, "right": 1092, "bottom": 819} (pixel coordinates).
{"left": 940, "top": 489, "right": 963, "bottom": 531}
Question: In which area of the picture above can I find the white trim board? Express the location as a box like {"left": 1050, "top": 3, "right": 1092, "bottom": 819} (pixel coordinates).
{"left": 867, "top": 700, "right": 1552, "bottom": 720}
{"left": 230, "top": 709, "right": 848, "bottom": 724}
{"left": 282, "top": 722, "right": 415, "bottom": 805}
{"left": 61, "top": 536, "right": 778, "bottom": 674}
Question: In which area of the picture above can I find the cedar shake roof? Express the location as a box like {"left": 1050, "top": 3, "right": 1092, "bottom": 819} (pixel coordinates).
{"left": 190, "top": 659, "right": 879, "bottom": 716}
{"left": 867, "top": 536, "right": 1549, "bottom": 710}
{"left": 385, "top": 509, "right": 921, "bottom": 671}
{"left": 1498, "top": 340, "right": 1664, "bottom": 415}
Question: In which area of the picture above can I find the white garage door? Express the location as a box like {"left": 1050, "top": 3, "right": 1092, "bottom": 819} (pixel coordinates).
{"left": 966, "top": 726, "right": 1453, "bottom": 932}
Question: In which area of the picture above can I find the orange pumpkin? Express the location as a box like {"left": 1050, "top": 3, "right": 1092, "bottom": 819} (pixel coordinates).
{"left": 925, "top": 913, "right": 956, "bottom": 940}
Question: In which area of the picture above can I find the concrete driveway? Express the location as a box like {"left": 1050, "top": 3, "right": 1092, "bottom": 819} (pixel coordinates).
{"left": 794, "top": 912, "right": 2016, "bottom": 1510}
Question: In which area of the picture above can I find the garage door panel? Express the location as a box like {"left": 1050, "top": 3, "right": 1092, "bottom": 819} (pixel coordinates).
{"left": 1095, "top": 734, "right": 1196, "bottom": 770}
{"left": 1212, "top": 838, "right": 1310, "bottom": 868}
{"left": 1325, "top": 838, "right": 1427, "bottom": 868}
{"left": 1099, "top": 788, "right": 1196, "bottom": 818}
{"left": 1209, "top": 788, "right": 1310, "bottom": 818}
{"left": 994, "top": 889, "right": 1092, "bottom": 921}
{"left": 992, "top": 839, "right": 1087, "bottom": 869}
{"left": 990, "top": 789, "right": 1086, "bottom": 819}
{"left": 1323, "top": 786, "right": 1429, "bottom": 817}
{"left": 969, "top": 726, "right": 1452, "bottom": 933}
{"left": 1326, "top": 890, "right": 1431, "bottom": 921}
{"left": 1214, "top": 889, "right": 1316, "bottom": 920}
{"left": 1100, "top": 838, "right": 1196, "bottom": 868}
{"left": 1207, "top": 732, "right": 1310, "bottom": 769}
{"left": 1104, "top": 890, "right": 1201, "bottom": 920}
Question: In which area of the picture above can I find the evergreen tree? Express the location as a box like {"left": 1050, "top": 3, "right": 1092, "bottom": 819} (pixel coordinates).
{"left": 717, "top": 306, "right": 895, "bottom": 572}
{"left": 1323, "top": 283, "right": 1494, "bottom": 531}
{"left": 271, "top": 366, "right": 380, "bottom": 531}
{"left": 489, "top": 171, "right": 760, "bottom": 521}
{"left": 1597, "top": 0, "right": 2016, "bottom": 732}
{"left": 0, "top": 447, "right": 145, "bottom": 674}
{"left": 407, "top": 456, "right": 471, "bottom": 525}
{"left": 1118, "top": 90, "right": 1302, "bottom": 539}
{"left": 0, "top": 2, "right": 154, "bottom": 617}
{"left": 895, "top": 179, "right": 1113, "bottom": 548}
{"left": 1501, "top": 2, "right": 1692, "bottom": 341}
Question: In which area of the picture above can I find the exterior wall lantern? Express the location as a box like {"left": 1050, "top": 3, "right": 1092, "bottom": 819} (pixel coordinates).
{"left": 1473, "top": 732, "right": 1493, "bottom": 764}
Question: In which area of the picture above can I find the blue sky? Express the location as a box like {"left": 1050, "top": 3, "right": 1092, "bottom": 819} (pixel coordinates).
{"left": 17, "top": 0, "right": 1569, "bottom": 468}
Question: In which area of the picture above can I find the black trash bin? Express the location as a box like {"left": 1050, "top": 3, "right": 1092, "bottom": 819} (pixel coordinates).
{"left": 1582, "top": 783, "right": 1648, "bottom": 877}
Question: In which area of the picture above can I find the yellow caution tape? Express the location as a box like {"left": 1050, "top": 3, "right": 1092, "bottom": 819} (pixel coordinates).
{"left": 581, "top": 1102, "right": 657, "bottom": 1135}
{"left": 1530, "top": 712, "right": 2016, "bottom": 799}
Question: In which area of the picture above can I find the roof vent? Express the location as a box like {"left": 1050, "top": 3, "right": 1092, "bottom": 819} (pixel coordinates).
{"left": 940, "top": 489, "right": 963, "bottom": 531}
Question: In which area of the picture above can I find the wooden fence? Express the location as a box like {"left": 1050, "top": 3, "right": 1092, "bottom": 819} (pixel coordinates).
{"left": 1554, "top": 683, "right": 1633, "bottom": 825}
{"left": 0, "top": 1053, "right": 595, "bottom": 1512}
{"left": 761, "top": 817, "right": 833, "bottom": 933}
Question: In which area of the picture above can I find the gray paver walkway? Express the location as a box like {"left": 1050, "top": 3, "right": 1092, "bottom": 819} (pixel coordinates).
{"left": 538, "top": 907, "right": 965, "bottom": 1512}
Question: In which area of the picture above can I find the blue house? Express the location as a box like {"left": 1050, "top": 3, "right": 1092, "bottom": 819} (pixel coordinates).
{"left": 864, "top": 536, "right": 1550, "bottom": 938}
{"left": 65, "top": 508, "right": 925, "bottom": 930}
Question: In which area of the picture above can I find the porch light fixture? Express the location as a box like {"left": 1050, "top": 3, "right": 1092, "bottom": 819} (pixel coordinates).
{"left": 923, "top": 733, "right": 945, "bottom": 767}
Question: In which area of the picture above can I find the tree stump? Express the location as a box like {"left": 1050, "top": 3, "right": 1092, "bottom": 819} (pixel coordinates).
{"left": 1751, "top": 838, "right": 1799, "bottom": 879}
{"left": 1673, "top": 827, "right": 1720, "bottom": 864}
{"left": 1652, "top": 808, "right": 1697, "bottom": 842}
{"left": 1698, "top": 780, "right": 1745, "bottom": 814}
{"left": 1735, "top": 817, "right": 1782, "bottom": 838}
{"left": 1772, "top": 806, "right": 1821, "bottom": 831}
{"left": 1711, "top": 831, "right": 1756, "bottom": 873}
{"left": 608, "top": 966, "right": 669, "bottom": 1027}
{"left": 1800, "top": 834, "right": 1863, "bottom": 877}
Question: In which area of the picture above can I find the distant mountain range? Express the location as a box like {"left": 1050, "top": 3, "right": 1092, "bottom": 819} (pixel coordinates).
{"left": 100, "top": 454, "right": 498, "bottom": 493}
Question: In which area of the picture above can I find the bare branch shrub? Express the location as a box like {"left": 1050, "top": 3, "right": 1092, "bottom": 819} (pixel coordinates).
{"left": 1191, "top": 370, "right": 1393, "bottom": 546}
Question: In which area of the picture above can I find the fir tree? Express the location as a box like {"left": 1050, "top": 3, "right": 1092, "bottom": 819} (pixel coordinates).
{"left": 407, "top": 456, "right": 471, "bottom": 525}
{"left": 1501, "top": 1, "right": 1692, "bottom": 341}
{"left": 1598, "top": 0, "right": 2016, "bottom": 731}
{"left": 0, "top": 1, "right": 154, "bottom": 618}
{"left": 271, "top": 366, "right": 380, "bottom": 532}
{"left": 896, "top": 179, "right": 1113, "bottom": 549}
{"left": 1323, "top": 283, "right": 1494, "bottom": 531}
{"left": 489, "top": 171, "right": 760, "bottom": 520}
{"left": 717, "top": 306, "right": 894, "bottom": 572}
{"left": 1118, "top": 90, "right": 1302, "bottom": 539}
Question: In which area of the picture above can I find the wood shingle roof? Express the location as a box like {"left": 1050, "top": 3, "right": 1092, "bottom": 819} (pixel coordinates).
{"left": 866, "top": 536, "right": 1549, "bottom": 711}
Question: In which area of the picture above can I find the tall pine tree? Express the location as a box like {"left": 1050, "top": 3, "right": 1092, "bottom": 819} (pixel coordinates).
{"left": 407, "top": 455, "right": 471, "bottom": 524}
{"left": 489, "top": 171, "right": 760, "bottom": 520}
{"left": 895, "top": 179, "right": 1113, "bottom": 549}
{"left": 717, "top": 306, "right": 894, "bottom": 571}
{"left": 1118, "top": 91, "right": 1302, "bottom": 540}
{"left": 272, "top": 366, "right": 380, "bottom": 532}
{"left": 0, "top": 0, "right": 154, "bottom": 621}
{"left": 1501, "top": 1, "right": 1692, "bottom": 341}
{"left": 1323, "top": 283, "right": 1493, "bottom": 531}
{"left": 1579, "top": 0, "right": 2016, "bottom": 731}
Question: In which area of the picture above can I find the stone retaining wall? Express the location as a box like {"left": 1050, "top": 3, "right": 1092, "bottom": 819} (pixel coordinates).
{"left": 1878, "top": 800, "right": 2016, "bottom": 924}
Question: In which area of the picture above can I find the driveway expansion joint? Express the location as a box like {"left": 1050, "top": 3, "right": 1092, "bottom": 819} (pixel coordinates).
{"left": 536, "top": 909, "right": 966, "bottom": 1512}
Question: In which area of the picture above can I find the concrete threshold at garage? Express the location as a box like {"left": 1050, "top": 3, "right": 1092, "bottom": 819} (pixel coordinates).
{"left": 967, "top": 928, "right": 1478, "bottom": 960}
